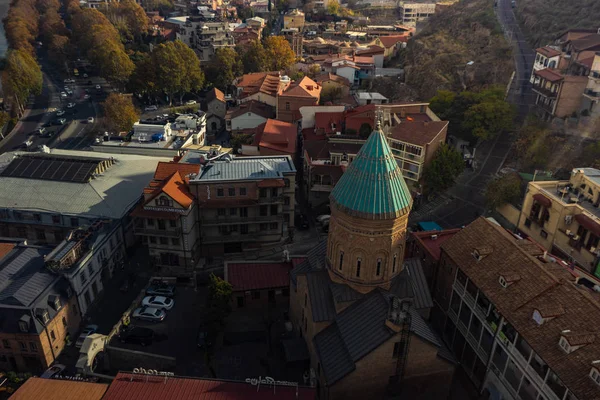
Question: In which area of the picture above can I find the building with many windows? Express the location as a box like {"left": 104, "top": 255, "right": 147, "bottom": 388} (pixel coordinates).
{"left": 177, "top": 17, "right": 235, "bottom": 63}
{"left": 516, "top": 168, "right": 600, "bottom": 276}
{"left": 0, "top": 241, "right": 81, "bottom": 373}
{"left": 0, "top": 150, "right": 168, "bottom": 248}
{"left": 434, "top": 216, "right": 600, "bottom": 400}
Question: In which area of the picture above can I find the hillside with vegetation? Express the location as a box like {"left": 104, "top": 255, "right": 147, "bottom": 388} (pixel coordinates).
{"left": 403, "top": 0, "right": 513, "bottom": 100}
{"left": 516, "top": 0, "right": 600, "bottom": 46}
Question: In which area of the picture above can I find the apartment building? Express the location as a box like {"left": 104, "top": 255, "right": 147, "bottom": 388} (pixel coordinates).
{"left": 177, "top": 17, "right": 235, "bottom": 63}
{"left": 0, "top": 242, "right": 81, "bottom": 373}
{"left": 0, "top": 150, "right": 168, "bottom": 247}
{"left": 132, "top": 162, "right": 201, "bottom": 276}
{"left": 45, "top": 221, "right": 126, "bottom": 316}
{"left": 434, "top": 216, "right": 600, "bottom": 400}
{"left": 516, "top": 168, "right": 600, "bottom": 275}
{"left": 581, "top": 52, "right": 600, "bottom": 117}
{"left": 398, "top": 2, "right": 436, "bottom": 24}
{"left": 531, "top": 68, "right": 587, "bottom": 119}
{"left": 187, "top": 153, "right": 296, "bottom": 256}
{"left": 283, "top": 9, "right": 305, "bottom": 30}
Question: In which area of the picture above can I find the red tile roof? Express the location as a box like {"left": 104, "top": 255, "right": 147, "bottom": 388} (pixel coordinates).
{"left": 314, "top": 112, "right": 345, "bottom": 134}
{"left": 534, "top": 68, "right": 563, "bottom": 82}
{"left": 378, "top": 35, "right": 409, "bottom": 49}
{"left": 228, "top": 100, "right": 275, "bottom": 120}
{"left": 314, "top": 72, "right": 350, "bottom": 87}
{"left": 280, "top": 76, "right": 322, "bottom": 99}
{"left": 355, "top": 45, "right": 385, "bottom": 56}
{"left": 412, "top": 229, "right": 461, "bottom": 261}
{"left": 153, "top": 162, "right": 200, "bottom": 181}
{"left": 255, "top": 119, "right": 297, "bottom": 154}
{"left": 0, "top": 243, "right": 16, "bottom": 261}
{"left": 103, "top": 373, "right": 316, "bottom": 400}
{"left": 536, "top": 46, "right": 561, "bottom": 58}
{"left": 310, "top": 164, "right": 344, "bottom": 183}
{"left": 207, "top": 87, "right": 225, "bottom": 103}
{"left": 236, "top": 72, "right": 283, "bottom": 98}
{"left": 226, "top": 262, "right": 294, "bottom": 291}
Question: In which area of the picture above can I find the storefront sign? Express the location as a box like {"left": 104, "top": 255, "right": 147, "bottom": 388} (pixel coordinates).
{"left": 245, "top": 376, "right": 298, "bottom": 388}
{"left": 133, "top": 368, "right": 174, "bottom": 377}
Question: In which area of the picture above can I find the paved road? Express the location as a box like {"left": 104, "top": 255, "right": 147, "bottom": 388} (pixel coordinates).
{"left": 409, "top": 0, "right": 536, "bottom": 228}
{"left": 0, "top": 56, "right": 103, "bottom": 154}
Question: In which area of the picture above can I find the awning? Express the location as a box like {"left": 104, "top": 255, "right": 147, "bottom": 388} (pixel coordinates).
{"left": 533, "top": 193, "right": 552, "bottom": 208}
{"left": 257, "top": 179, "right": 285, "bottom": 188}
{"left": 281, "top": 338, "right": 310, "bottom": 363}
{"left": 575, "top": 214, "right": 600, "bottom": 236}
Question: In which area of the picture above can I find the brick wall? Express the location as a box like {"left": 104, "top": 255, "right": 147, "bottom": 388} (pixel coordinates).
{"left": 277, "top": 96, "right": 320, "bottom": 122}
{"left": 423, "top": 123, "right": 448, "bottom": 168}
{"left": 555, "top": 77, "right": 587, "bottom": 118}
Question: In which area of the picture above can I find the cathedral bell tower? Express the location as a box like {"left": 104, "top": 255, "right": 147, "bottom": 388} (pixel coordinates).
{"left": 326, "top": 121, "right": 413, "bottom": 293}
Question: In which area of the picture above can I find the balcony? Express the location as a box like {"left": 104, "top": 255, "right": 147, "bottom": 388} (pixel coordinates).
{"left": 589, "top": 70, "right": 600, "bottom": 81}
{"left": 402, "top": 170, "right": 419, "bottom": 182}
{"left": 201, "top": 214, "right": 283, "bottom": 226}
{"left": 531, "top": 83, "right": 558, "bottom": 98}
{"left": 584, "top": 88, "right": 600, "bottom": 100}
{"left": 535, "top": 100, "right": 555, "bottom": 114}
{"left": 391, "top": 149, "right": 425, "bottom": 163}
{"left": 134, "top": 226, "right": 181, "bottom": 237}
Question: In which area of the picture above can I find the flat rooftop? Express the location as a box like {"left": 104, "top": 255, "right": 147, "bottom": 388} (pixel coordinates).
{"left": 184, "top": 155, "right": 296, "bottom": 182}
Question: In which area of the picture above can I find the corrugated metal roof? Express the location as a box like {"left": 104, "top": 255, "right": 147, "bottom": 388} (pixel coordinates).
{"left": 194, "top": 155, "right": 296, "bottom": 182}
{"left": 404, "top": 258, "right": 434, "bottom": 310}
{"left": 10, "top": 377, "right": 108, "bottom": 400}
{"left": 330, "top": 127, "right": 412, "bottom": 219}
{"left": 0, "top": 247, "right": 55, "bottom": 307}
{"left": 313, "top": 323, "right": 355, "bottom": 385}
{"left": 409, "top": 307, "right": 440, "bottom": 347}
{"left": 307, "top": 271, "right": 337, "bottom": 322}
{"left": 103, "top": 373, "right": 316, "bottom": 400}
{"left": 290, "top": 241, "right": 326, "bottom": 285}
{"left": 330, "top": 282, "right": 363, "bottom": 303}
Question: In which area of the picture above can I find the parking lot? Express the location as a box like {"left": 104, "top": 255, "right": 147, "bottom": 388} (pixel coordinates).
{"left": 108, "top": 286, "right": 210, "bottom": 376}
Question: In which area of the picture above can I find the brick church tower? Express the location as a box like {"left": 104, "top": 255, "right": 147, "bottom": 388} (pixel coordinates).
{"left": 326, "top": 121, "right": 413, "bottom": 293}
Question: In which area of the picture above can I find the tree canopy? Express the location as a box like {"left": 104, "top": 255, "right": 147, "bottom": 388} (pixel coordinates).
{"left": 102, "top": 93, "right": 139, "bottom": 133}
{"left": 264, "top": 36, "right": 296, "bottom": 71}
{"left": 104, "top": 0, "right": 149, "bottom": 40}
{"left": 4, "top": 0, "right": 40, "bottom": 55}
{"left": 423, "top": 143, "right": 465, "bottom": 194}
{"left": 131, "top": 41, "right": 204, "bottom": 104}
{"left": 205, "top": 47, "right": 243, "bottom": 92}
{"left": 485, "top": 173, "right": 522, "bottom": 210}
{"left": 2, "top": 49, "right": 43, "bottom": 113}
{"left": 359, "top": 122, "right": 372, "bottom": 139}
{"left": 240, "top": 40, "right": 267, "bottom": 73}
{"left": 429, "top": 87, "right": 515, "bottom": 143}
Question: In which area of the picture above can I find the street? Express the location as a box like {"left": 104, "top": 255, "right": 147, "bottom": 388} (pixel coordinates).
{"left": 409, "top": 0, "right": 536, "bottom": 228}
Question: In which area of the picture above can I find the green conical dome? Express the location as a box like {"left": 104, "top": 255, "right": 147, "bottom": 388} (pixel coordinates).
{"left": 330, "top": 125, "right": 412, "bottom": 220}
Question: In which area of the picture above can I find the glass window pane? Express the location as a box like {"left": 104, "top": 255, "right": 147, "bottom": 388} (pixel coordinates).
{"left": 450, "top": 291, "right": 461, "bottom": 315}
{"left": 469, "top": 315, "right": 482, "bottom": 341}
{"left": 466, "top": 280, "right": 478, "bottom": 298}
{"left": 476, "top": 293, "right": 490, "bottom": 316}
{"left": 504, "top": 359, "right": 523, "bottom": 392}
{"left": 516, "top": 335, "right": 532, "bottom": 361}
{"left": 529, "top": 352, "right": 548, "bottom": 381}
{"left": 457, "top": 270, "right": 467, "bottom": 287}
{"left": 480, "top": 329, "right": 493, "bottom": 357}
{"left": 453, "top": 331, "right": 466, "bottom": 359}
{"left": 459, "top": 304, "right": 471, "bottom": 328}
{"left": 518, "top": 378, "right": 538, "bottom": 400}
{"left": 443, "top": 319, "right": 456, "bottom": 345}
{"left": 546, "top": 371, "right": 567, "bottom": 399}
{"left": 492, "top": 344, "right": 508, "bottom": 372}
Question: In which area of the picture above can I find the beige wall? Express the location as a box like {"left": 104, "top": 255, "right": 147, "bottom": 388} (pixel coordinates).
{"left": 555, "top": 77, "right": 587, "bottom": 118}
{"left": 240, "top": 92, "right": 277, "bottom": 108}
{"left": 496, "top": 203, "right": 521, "bottom": 227}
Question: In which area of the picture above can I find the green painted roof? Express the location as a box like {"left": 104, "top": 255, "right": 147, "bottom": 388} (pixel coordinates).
{"left": 330, "top": 126, "right": 412, "bottom": 220}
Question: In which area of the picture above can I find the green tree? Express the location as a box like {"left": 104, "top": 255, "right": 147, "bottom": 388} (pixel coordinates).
{"left": 359, "top": 122, "right": 372, "bottom": 139}
{"left": 206, "top": 273, "right": 233, "bottom": 324}
{"left": 428, "top": 90, "right": 456, "bottom": 119}
{"left": 321, "top": 86, "right": 343, "bottom": 103}
{"left": 485, "top": 173, "right": 522, "bottom": 210}
{"left": 307, "top": 64, "right": 322, "bottom": 79}
{"left": 174, "top": 41, "right": 205, "bottom": 102}
{"left": 240, "top": 40, "right": 267, "bottom": 73}
{"left": 423, "top": 143, "right": 465, "bottom": 195}
{"left": 39, "top": 8, "right": 68, "bottom": 43}
{"left": 463, "top": 98, "right": 515, "bottom": 140}
{"left": 327, "top": 0, "right": 340, "bottom": 14}
{"left": 230, "top": 134, "right": 253, "bottom": 153}
{"left": 206, "top": 47, "right": 243, "bottom": 92}
{"left": 102, "top": 93, "right": 139, "bottom": 133}
{"left": 2, "top": 49, "right": 43, "bottom": 114}
{"left": 264, "top": 36, "right": 296, "bottom": 71}
{"left": 105, "top": 0, "right": 149, "bottom": 39}
{"left": 48, "top": 35, "right": 71, "bottom": 70}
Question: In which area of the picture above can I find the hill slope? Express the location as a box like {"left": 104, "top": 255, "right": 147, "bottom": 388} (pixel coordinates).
{"left": 403, "top": 0, "right": 513, "bottom": 100}
{"left": 517, "top": 0, "right": 600, "bottom": 46}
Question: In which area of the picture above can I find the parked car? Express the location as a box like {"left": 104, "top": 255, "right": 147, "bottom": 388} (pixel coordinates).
{"left": 316, "top": 215, "right": 330, "bottom": 224}
{"left": 76, "top": 324, "right": 99, "bottom": 348}
{"left": 95, "top": 84, "right": 101, "bottom": 90}
{"left": 40, "top": 364, "right": 66, "bottom": 379}
{"left": 36, "top": 127, "right": 46, "bottom": 135}
{"left": 83, "top": 73, "right": 88, "bottom": 78}
{"left": 67, "top": 103, "right": 76, "bottom": 108}
{"left": 84, "top": 94, "right": 90, "bottom": 100}
{"left": 144, "top": 105, "right": 158, "bottom": 111}
{"left": 53, "top": 118, "right": 66, "bottom": 125}
{"left": 118, "top": 326, "right": 154, "bottom": 346}
{"left": 132, "top": 306, "right": 166, "bottom": 323}
{"left": 185, "top": 100, "right": 197, "bottom": 105}
{"left": 64, "top": 78, "right": 75, "bottom": 83}
{"left": 142, "top": 295, "right": 174, "bottom": 310}
{"left": 146, "top": 283, "right": 176, "bottom": 297}
{"left": 56, "top": 110, "right": 65, "bottom": 116}
{"left": 65, "top": 89, "right": 73, "bottom": 95}
{"left": 60, "top": 92, "right": 67, "bottom": 98}
{"left": 21, "top": 135, "right": 35, "bottom": 149}
{"left": 87, "top": 117, "right": 94, "bottom": 123}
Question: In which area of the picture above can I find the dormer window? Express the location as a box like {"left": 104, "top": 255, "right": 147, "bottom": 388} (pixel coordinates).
{"left": 48, "top": 295, "right": 61, "bottom": 311}
{"left": 499, "top": 276, "right": 507, "bottom": 288}
{"left": 590, "top": 367, "right": 600, "bottom": 385}
{"left": 18, "top": 315, "right": 31, "bottom": 333}
{"left": 472, "top": 246, "right": 492, "bottom": 261}
{"left": 559, "top": 336, "right": 572, "bottom": 353}
{"left": 499, "top": 273, "right": 520, "bottom": 288}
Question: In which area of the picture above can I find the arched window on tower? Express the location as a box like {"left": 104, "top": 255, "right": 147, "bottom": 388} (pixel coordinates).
{"left": 376, "top": 258, "right": 382, "bottom": 276}
{"left": 339, "top": 251, "right": 344, "bottom": 271}
{"left": 356, "top": 258, "right": 362, "bottom": 277}
{"left": 392, "top": 254, "right": 397, "bottom": 273}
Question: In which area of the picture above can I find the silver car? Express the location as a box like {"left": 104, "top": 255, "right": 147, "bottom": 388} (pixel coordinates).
{"left": 132, "top": 306, "right": 166, "bottom": 323}
{"left": 142, "top": 295, "right": 174, "bottom": 310}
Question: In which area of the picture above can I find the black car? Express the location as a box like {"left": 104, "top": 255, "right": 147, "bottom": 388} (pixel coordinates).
{"left": 118, "top": 326, "right": 154, "bottom": 346}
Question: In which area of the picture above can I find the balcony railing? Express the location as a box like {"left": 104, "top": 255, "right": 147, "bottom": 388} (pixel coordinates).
{"left": 133, "top": 227, "right": 181, "bottom": 237}
{"left": 590, "top": 70, "right": 600, "bottom": 80}
{"left": 584, "top": 88, "right": 600, "bottom": 98}
{"left": 532, "top": 84, "right": 558, "bottom": 98}
{"left": 391, "top": 148, "right": 425, "bottom": 163}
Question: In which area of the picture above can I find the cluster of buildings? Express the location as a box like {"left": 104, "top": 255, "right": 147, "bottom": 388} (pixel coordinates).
{"left": 531, "top": 28, "right": 600, "bottom": 119}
